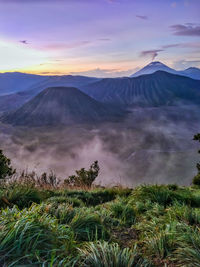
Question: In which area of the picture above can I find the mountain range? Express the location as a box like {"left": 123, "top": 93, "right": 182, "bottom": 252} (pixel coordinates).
{"left": 131, "top": 61, "right": 200, "bottom": 80}
{"left": 0, "top": 61, "right": 199, "bottom": 98}
{"left": 81, "top": 71, "right": 200, "bottom": 106}
{"left": 2, "top": 87, "right": 124, "bottom": 126}
{"left": 0, "top": 61, "right": 200, "bottom": 127}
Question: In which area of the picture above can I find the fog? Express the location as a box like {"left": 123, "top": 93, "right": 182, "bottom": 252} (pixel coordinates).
{"left": 0, "top": 105, "right": 199, "bottom": 187}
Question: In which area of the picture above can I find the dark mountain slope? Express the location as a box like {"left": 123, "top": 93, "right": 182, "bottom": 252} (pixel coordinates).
{"left": 2, "top": 87, "right": 124, "bottom": 126}
{"left": 0, "top": 72, "right": 46, "bottom": 95}
{"left": 0, "top": 75, "right": 100, "bottom": 113}
{"left": 81, "top": 71, "right": 200, "bottom": 106}
{"left": 180, "top": 67, "right": 200, "bottom": 80}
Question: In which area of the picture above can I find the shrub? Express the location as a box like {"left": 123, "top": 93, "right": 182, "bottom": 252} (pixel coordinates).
{"left": 61, "top": 188, "right": 117, "bottom": 206}
{"left": 130, "top": 185, "right": 200, "bottom": 208}
{"left": 79, "top": 241, "right": 151, "bottom": 267}
{"left": 0, "top": 149, "right": 15, "bottom": 180}
{"left": 0, "top": 205, "right": 74, "bottom": 265}
{"left": 131, "top": 185, "right": 175, "bottom": 207}
{"left": 43, "top": 202, "right": 76, "bottom": 224}
{"left": 64, "top": 161, "right": 99, "bottom": 188}
{"left": 175, "top": 227, "right": 200, "bottom": 266}
{"left": 45, "top": 196, "right": 84, "bottom": 207}
{"left": 70, "top": 211, "right": 107, "bottom": 241}
{"left": 145, "top": 231, "right": 176, "bottom": 260}
{"left": 193, "top": 133, "right": 200, "bottom": 185}
{"left": 110, "top": 201, "right": 135, "bottom": 226}
{"left": 167, "top": 184, "right": 178, "bottom": 191}
{"left": 0, "top": 184, "right": 48, "bottom": 209}
{"left": 193, "top": 173, "right": 200, "bottom": 186}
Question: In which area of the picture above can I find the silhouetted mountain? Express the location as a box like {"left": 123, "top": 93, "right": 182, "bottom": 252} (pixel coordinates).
{"left": 81, "top": 71, "right": 200, "bottom": 106}
{"left": 2, "top": 87, "right": 124, "bottom": 126}
{"left": 131, "top": 61, "right": 200, "bottom": 80}
{"left": 180, "top": 67, "right": 200, "bottom": 80}
{"left": 0, "top": 72, "right": 46, "bottom": 96}
{"left": 131, "top": 61, "right": 177, "bottom": 77}
{"left": 0, "top": 74, "right": 100, "bottom": 112}
{"left": 0, "top": 72, "right": 100, "bottom": 96}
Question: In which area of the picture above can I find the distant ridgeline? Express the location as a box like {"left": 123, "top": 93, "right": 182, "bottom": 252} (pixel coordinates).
{"left": 0, "top": 63, "right": 200, "bottom": 126}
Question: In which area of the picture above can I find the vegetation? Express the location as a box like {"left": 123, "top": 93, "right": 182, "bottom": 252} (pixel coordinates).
{"left": 1, "top": 146, "right": 200, "bottom": 266}
{"left": 1, "top": 180, "right": 200, "bottom": 266}
{"left": 64, "top": 161, "right": 100, "bottom": 188}
{"left": 0, "top": 150, "right": 15, "bottom": 180}
{"left": 192, "top": 133, "right": 200, "bottom": 186}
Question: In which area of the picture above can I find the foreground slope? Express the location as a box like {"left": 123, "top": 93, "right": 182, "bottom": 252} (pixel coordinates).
{"left": 1, "top": 182, "right": 200, "bottom": 266}
{"left": 81, "top": 71, "right": 200, "bottom": 106}
{"left": 2, "top": 86, "right": 124, "bottom": 126}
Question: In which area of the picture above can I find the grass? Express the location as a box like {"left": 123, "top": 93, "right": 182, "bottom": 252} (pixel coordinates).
{"left": 79, "top": 241, "right": 151, "bottom": 267}
{"left": 1, "top": 182, "right": 200, "bottom": 266}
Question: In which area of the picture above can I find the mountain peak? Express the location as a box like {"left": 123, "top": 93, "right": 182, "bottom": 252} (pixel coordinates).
{"left": 148, "top": 61, "right": 165, "bottom": 66}
{"left": 3, "top": 86, "right": 123, "bottom": 126}
{"left": 131, "top": 61, "right": 176, "bottom": 78}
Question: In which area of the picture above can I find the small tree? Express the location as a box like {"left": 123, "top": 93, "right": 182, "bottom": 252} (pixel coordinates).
{"left": 0, "top": 149, "right": 15, "bottom": 179}
{"left": 64, "top": 161, "right": 100, "bottom": 188}
{"left": 192, "top": 134, "right": 200, "bottom": 186}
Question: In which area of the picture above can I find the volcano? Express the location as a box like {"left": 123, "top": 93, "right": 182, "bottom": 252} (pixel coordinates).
{"left": 2, "top": 86, "right": 124, "bottom": 126}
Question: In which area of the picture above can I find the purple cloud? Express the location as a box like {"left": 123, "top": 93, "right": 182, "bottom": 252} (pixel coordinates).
{"left": 19, "top": 40, "right": 28, "bottom": 44}
{"left": 162, "top": 42, "right": 200, "bottom": 49}
{"left": 161, "top": 43, "right": 180, "bottom": 49}
{"left": 70, "top": 67, "right": 136, "bottom": 78}
{"left": 140, "top": 49, "right": 163, "bottom": 61}
{"left": 98, "top": 38, "right": 111, "bottom": 41}
{"left": 136, "top": 15, "right": 148, "bottom": 20}
{"left": 43, "top": 41, "right": 91, "bottom": 50}
{"left": 170, "top": 23, "right": 200, "bottom": 37}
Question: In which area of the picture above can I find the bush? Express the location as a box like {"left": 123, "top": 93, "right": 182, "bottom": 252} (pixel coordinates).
{"left": 175, "top": 227, "right": 200, "bottom": 266}
{"left": 0, "top": 184, "right": 48, "bottom": 209}
{"left": 130, "top": 185, "right": 200, "bottom": 208}
{"left": 110, "top": 201, "right": 136, "bottom": 226}
{"left": 70, "top": 211, "right": 107, "bottom": 241}
{"left": 193, "top": 173, "right": 200, "bottom": 186}
{"left": 43, "top": 202, "right": 76, "bottom": 224}
{"left": 64, "top": 161, "right": 99, "bottom": 188}
{"left": 0, "top": 149, "right": 15, "bottom": 180}
{"left": 61, "top": 188, "right": 118, "bottom": 206}
{"left": 45, "top": 196, "right": 84, "bottom": 207}
{"left": 0, "top": 205, "right": 74, "bottom": 265}
{"left": 79, "top": 241, "right": 151, "bottom": 267}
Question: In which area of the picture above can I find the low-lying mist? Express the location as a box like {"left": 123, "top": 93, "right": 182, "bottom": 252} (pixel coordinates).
{"left": 0, "top": 105, "right": 199, "bottom": 186}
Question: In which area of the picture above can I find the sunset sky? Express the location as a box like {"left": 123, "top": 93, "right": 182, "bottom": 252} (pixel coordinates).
{"left": 0, "top": 0, "right": 200, "bottom": 77}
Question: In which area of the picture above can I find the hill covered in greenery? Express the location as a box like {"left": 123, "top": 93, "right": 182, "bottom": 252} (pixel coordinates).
{"left": 0, "top": 133, "right": 199, "bottom": 266}
{"left": 1, "top": 181, "right": 200, "bottom": 266}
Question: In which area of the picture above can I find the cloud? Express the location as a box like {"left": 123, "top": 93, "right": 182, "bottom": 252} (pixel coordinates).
{"left": 98, "top": 38, "right": 111, "bottom": 41}
{"left": 170, "top": 23, "right": 200, "bottom": 37}
{"left": 136, "top": 15, "right": 148, "bottom": 20}
{"left": 171, "top": 2, "right": 177, "bottom": 8}
{"left": 69, "top": 67, "right": 138, "bottom": 78}
{"left": 43, "top": 41, "right": 91, "bottom": 51}
{"left": 40, "top": 71, "right": 64, "bottom": 75}
{"left": 141, "top": 41, "right": 200, "bottom": 62}
{"left": 161, "top": 43, "right": 180, "bottom": 49}
{"left": 162, "top": 41, "right": 200, "bottom": 49}
{"left": 140, "top": 49, "right": 163, "bottom": 61}
{"left": 19, "top": 40, "right": 28, "bottom": 45}
{"left": 173, "top": 59, "right": 200, "bottom": 69}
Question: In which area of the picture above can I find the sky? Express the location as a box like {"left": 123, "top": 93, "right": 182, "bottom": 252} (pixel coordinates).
{"left": 0, "top": 0, "right": 200, "bottom": 77}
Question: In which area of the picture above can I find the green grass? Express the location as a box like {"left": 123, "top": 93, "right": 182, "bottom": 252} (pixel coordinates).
{"left": 1, "top": 182, "right": 200, "bottom": 266}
